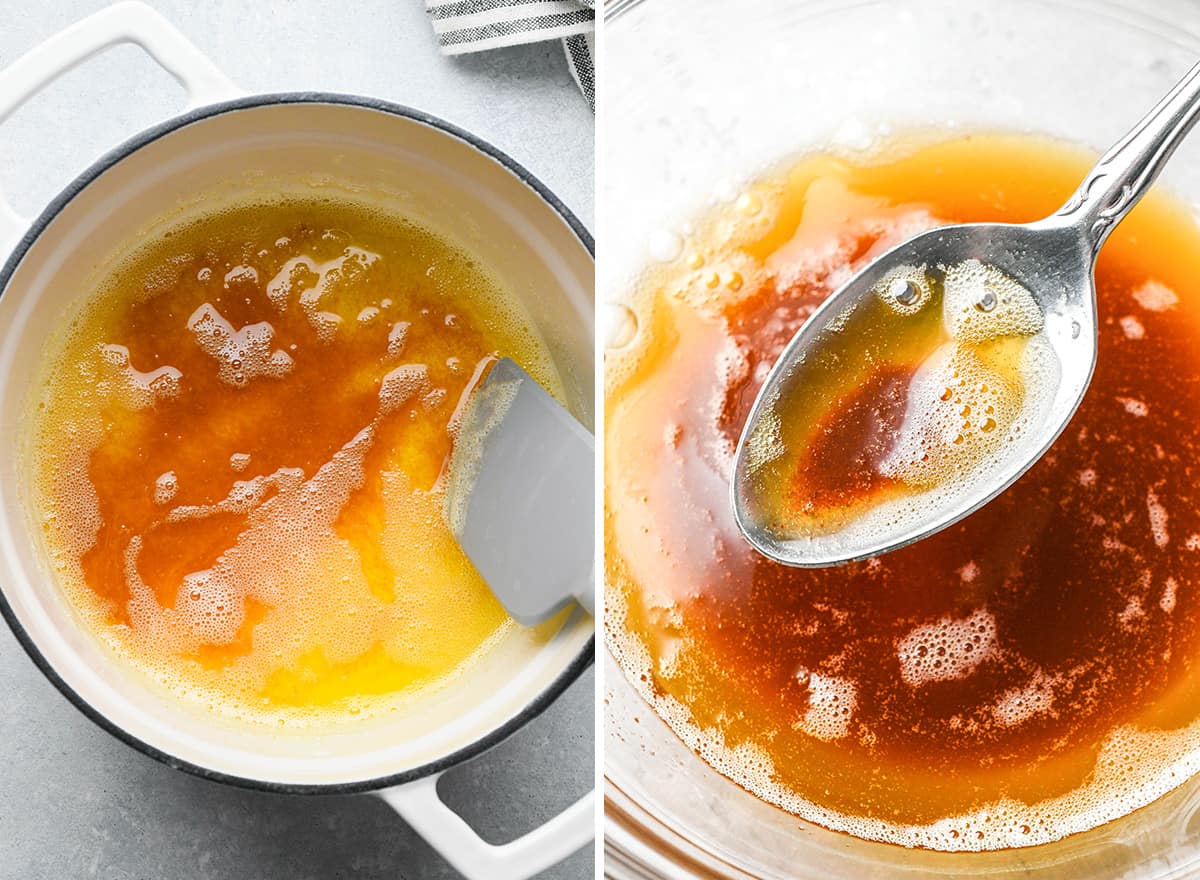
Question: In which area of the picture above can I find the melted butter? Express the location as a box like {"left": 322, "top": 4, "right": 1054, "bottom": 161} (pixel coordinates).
{"left": 33, "top": 200, "right": 565, "bottom": 727}
{"left": 606, "top": 133, "right": 1200, "bottom": 849}
{"left": 742, "top": 257, "right": 1053, "bottom": 538}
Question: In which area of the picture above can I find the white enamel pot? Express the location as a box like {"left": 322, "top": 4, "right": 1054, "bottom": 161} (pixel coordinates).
{"left": 0, "top": 4, "right": 595, "bottom": 878}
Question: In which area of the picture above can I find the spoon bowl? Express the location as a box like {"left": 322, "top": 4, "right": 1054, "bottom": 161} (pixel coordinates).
{"left": 731, "top": 218, "right": 1095, "bottom": 567}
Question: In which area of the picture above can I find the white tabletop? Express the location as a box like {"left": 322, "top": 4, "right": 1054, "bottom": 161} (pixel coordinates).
{"left": 0, "top": 2, "right": 594, "bottom": 878}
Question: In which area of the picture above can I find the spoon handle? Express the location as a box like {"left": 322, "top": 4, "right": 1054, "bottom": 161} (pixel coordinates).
{"left": 1055, "top": 59, "right": 1200, "bottom": 254}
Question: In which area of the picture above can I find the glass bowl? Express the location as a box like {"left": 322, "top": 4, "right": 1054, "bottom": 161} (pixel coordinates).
{"left": 603, "top": 0, "right": 1200, "bottom": 877}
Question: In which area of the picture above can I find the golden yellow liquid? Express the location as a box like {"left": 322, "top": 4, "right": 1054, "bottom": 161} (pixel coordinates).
{"left": 740, "top": 256, "right": 1050, "bottom": 538}
{"left": 32, "top": 199, "right": 564, "bottom": 727}
{"left": 606, "top": 133, "right": 1200, "bottom": 849}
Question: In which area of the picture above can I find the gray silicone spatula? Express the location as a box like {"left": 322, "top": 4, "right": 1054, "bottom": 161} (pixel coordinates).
{"left": 446, "top": 357, "right": 595, "bottom": 626}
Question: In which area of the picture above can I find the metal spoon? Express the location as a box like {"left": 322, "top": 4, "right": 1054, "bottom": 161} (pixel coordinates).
{"left": 731, "top": 60, "right": 1200, "bottom": 568}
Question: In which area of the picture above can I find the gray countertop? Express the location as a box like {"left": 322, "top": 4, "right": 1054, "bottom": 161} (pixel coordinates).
{"left": 0, "top": 2, "right": 594, "bottom": 878}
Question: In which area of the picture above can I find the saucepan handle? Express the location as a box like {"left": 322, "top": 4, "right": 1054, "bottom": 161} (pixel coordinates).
{"left": 0, "top": 0, "right": 241, "bottom": 251}
{"left": 379, "top": 774, "right": 594, "bottom": 879}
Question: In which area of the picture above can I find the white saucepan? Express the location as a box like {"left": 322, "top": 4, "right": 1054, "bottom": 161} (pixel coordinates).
{"left": 0, "top": 4, "right": 595, "bottom": 878}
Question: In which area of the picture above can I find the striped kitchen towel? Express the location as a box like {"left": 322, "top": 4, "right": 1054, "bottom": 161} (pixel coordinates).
{"left": 424, "top": 0, "right": 595, "bottom": 109}
{"left": 563, "top": 32, "right": 594, "bottom": 110}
